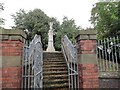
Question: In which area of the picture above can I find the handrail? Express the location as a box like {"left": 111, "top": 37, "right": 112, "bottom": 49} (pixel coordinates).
{"left": 22, "top": 34, "right": 43, "bottom": 89}
{"left": 61, "top": 35, "right": 79, "bottom": 88}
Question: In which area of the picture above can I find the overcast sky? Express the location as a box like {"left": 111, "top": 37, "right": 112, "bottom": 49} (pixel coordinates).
{"left": 0, "top": 0, "right": 98, "bottom": 29}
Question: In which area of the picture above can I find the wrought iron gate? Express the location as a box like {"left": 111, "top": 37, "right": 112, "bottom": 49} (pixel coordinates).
{"left": 61, "top": 35, "right": 79, "bottom": 88}
{"left": 22, "top": 34, "right": 43, "bottom": 89}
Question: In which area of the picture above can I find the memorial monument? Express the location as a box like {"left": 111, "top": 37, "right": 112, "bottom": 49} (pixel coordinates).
{"left": 46, "top": 22, "right": 55, "bottom": 52}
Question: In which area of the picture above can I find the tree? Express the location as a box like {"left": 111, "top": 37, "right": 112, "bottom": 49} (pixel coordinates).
{"left": 90, "top": 2, "right": 120, "bottom": 39}
{"left": 0, "top": 3, "right": 4, "bottom": 26}
{"left": 12, "top": 9, "right": 50, "bottom": 50}
{"left": 12, "top": 9, "right": 27, "bottom": 30}
{"left": 60, "top": 16, "right": 81, "bottom": 43}
{"left": 54, "top": 17, "right": 81, "bottom": 50}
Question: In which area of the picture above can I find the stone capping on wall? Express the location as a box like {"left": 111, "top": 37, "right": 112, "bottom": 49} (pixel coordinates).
{"left": 75, "top": 30, "right": 97, "bottom": 41}
{"left": 0, "top": 29, "right": 27, "bottom": 42}
{"left": 99, "top": 72, "right": 120, "bottom": 78}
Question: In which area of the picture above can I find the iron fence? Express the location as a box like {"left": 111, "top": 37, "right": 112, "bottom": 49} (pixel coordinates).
{"left": 61, "top": 35, "right": 79, "bottom": 89}
{"left": 97, "top": 35, "right": 120, "bottom": 74}
{"left": 22, "top": 34, "right": 43, "bottom": 89}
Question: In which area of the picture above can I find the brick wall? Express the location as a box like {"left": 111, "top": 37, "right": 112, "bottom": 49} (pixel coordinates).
{"left": 76, "top": 30, "right": 99, "bottom": 88}
{"left": 78, "top": 64, "right": 99, "bottom": 88}
{"left": 1, "top": 40, "right": 23, "bottom": 88}
{"left": 99, "top": 71, "right": 120, "bottom": 88}
{"left": 0, "top": 40, "right": 23, "bottom": 56}
{"left": 99, "top": 78, "right": 120, "bottom": 88}
{"left": 0, "top": 68, "right": 2, "bottom": 89}
{"left": 2, "top": 67, "right": 21, "bottom": 88}
{"left": 0, "top": 29, "right": 26, "bottom": 89}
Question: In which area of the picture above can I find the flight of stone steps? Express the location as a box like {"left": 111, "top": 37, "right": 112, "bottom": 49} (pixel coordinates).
{"left": 43, "top": 52, "right": 69, "bottom": 89}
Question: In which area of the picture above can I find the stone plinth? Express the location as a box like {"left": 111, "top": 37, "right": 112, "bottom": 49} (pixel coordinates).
{"left": 46, "top": 30, "right": 55, "bottom": 52}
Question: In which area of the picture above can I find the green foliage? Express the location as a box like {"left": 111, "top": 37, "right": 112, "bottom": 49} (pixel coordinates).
{"left": 0, "top": 3, "right": 4, "bottom": 11}
{"left": 60, "top": 17, "right": 80, "bottom": 43}
{"left": 90, "top": 2, "right": 120, "bottom": 39}
{"left": 12, "top": 9, "right": 50, "bottom": 50}
{"left": 54, "top": 17, "right": 81, "bottom": 50}
{"left": 12, "top": 9, "right": 27, "bottom": 30}
{"left": 0, "top": 3, "right": 4, "bottom": 26}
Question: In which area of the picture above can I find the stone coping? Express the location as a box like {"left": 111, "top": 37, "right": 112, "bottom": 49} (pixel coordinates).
{"left": 0, "top": 29, "right": 26, "bottom": 39}
{"left": 0, "top": 29, "right": 27, "bottom": 42}
{"left": 75, "top": 30, "right": 97, "bottom": 40}
{"left": 79, "top": 30, "right": 97, "bottom": 35}
{"left": 99, "top": 71, "right": 120, "bottom": 78}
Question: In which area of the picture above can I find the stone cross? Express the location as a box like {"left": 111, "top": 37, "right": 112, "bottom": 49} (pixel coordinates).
{"left": 49, "top": 22, "right": 53, "bottom": 30}
{"left": 46, "top": 22, "right": 55, "bottom": 52}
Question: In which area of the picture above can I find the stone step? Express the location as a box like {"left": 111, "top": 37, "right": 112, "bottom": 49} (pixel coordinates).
{"left": 43, "top": 67, "right": 67, "bottom": 71}
{"left": 44, "top": 62, "right": 66, "bottom": 65}
{"left": 43, "top": 52, "right": 69, "bottom": 89}
{"left": 43, "top": 64, "right": 66, "bottom": 66}
{"left": 43, "top": 71, "right": 68, "bottom": 75}
{"left": 44, "top": 60, "right": 65, "bottom": 62}
{"left": 43, "top": 56, "right": 64, "bottom": 59}
{"left": 43, "top": 53, "right": 64, "bottom": 58}
{"left": 43, "top": 64, "right": 67, "bottom": 68}
{"left": 43, "top": 65, "right": 66, "bottom": 67}
{"left": 43, "top": 74, "right": 68, "bottom": 80}
{"left": 43, "top": 82, "right": 69, "bottom": 89}
{"left": 43, "top": 60, "right": 65, "bottom": 63}
{"left": 43, "top": 53, "right": 63, "bottom": 55}
{"left": 44, "top": 54, "right": 63, "bottom": 56}
{"left": 43, "top": 82, "right": 69, "bottom": 88}
{"left": 44, "top": 60, "right": 65, "bottom": 63}
{"left": 43, "top": 52, "right": 63, "bottom": 55}
{"left": 43, "top": 78, "right": 68, "bottom": 82}
{"left": 43, "top": 78, "right": 68, "bottom": 84}
{"left": 44, "top": 58, "right": 65, "bottom": 61}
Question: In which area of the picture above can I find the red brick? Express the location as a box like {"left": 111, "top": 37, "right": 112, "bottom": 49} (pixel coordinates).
{"left": 78, "top": 63, "right": 99, "bottom": 88}
{"left": 0, "top": 40, "right": 23, "bottom": 56}
{"left": 2, "top": 67, "right": 22, "bottom": 88}
{"left": 82, "top": 64, "right": 95, "bottom": 67}
{"left": 81, "top": 51, "right": 96, "bottom": 54}
{"left": 78, "top": 40, "right": 96, "bottom": 54}
{"left": 82, "top": 75, "right": 98, "bottom": 79}
{"left": 1, "top": 52, "right": 22, "bottom": 56}
{"left": 82, "top": 72, "right": 98, "bottom": 76}
{"left": 83, "top": 85, "right": 93, "bottom": 88}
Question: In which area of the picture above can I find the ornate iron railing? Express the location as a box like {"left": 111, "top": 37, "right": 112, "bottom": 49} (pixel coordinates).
{"left": 61, "top": 35, "right": 79, "bottom": 89}
{"left": 22, "top": 34, "right": 43, "bottom": 89}
{"left": 97, "top": 35, "right": 120, "bottom": 76}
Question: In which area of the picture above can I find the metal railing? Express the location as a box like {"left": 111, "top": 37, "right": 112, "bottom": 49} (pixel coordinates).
{"left": 97, "top": 35, "right": 120, "bottom": 74}
{"left": 22, "top": 34, "right": 43, "bottom": 89}
{"left": 61, "top": 35, "right": 79, "bottom": 89}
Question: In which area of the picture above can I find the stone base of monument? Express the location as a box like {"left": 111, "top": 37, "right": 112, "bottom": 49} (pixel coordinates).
{"left": 46, "top": 46, "right": 55, "bottom": 52}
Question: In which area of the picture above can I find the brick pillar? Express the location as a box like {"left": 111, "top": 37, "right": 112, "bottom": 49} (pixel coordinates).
{"left": 0, "top": 65, "right": 2, "bottom": 89}
{"left": 0, "top": 29, "right": 26, "bottom": 88}
{"left": 76, "top": 30, "right": 99, "bottom": 88}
